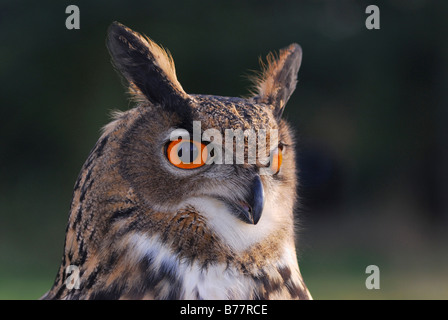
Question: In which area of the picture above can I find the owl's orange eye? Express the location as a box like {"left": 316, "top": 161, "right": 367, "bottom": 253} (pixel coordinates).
{"left": 166, "top": 139, "right": 208, "bottom": 169}
{"left": 270, "top": 146, "right": 283, "bottom": 175}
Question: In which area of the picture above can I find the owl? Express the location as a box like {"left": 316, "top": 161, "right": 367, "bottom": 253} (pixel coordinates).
{"left": 41, "top": 22, "right": 312, "bottom": 300}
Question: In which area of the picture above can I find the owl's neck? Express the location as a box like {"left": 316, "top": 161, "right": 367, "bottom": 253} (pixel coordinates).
{"left": 44, "top": 201, "right": 311, "bottom": 299}
{"left": 45, "top": 223, "right": 310, "bottom": 299}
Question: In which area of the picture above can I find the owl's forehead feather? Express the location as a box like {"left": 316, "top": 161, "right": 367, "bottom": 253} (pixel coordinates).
{"left": 189, "top": 94, "right": 277, "bottom": 132}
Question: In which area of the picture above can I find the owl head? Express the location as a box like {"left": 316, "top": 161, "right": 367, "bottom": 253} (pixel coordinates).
{"left": 104, "top": 22, "right": 302, "bottom": 249}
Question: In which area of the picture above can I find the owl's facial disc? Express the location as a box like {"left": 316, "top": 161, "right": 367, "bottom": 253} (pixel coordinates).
{"left": 219, "top": 175, "right": 265, "bottom": 225}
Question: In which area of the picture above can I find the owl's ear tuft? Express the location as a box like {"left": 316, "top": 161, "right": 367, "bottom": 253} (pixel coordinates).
{"left": 251, "top": 44, "right": 302, "bottom": 119}
{"left": 107, "top": 22, "right": 189, "bottom": 108}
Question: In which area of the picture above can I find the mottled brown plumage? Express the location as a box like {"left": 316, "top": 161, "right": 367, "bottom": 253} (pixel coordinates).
{"left": 42, "top": 22, "right": 311, "bottom": 300}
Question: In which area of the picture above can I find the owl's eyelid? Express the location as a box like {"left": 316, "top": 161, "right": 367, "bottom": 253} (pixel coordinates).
{"left": 269, "top": 142, "right": 286, "bottom": 154}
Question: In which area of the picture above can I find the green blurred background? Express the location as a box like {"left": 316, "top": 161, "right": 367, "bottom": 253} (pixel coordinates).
{"left": 1, "top": 0, "right": 447, "bottom": 299}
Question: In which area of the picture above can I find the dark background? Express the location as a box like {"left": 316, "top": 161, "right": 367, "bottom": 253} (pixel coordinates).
{"left": 1, "top": 0, "right": 447, "bottom": 299}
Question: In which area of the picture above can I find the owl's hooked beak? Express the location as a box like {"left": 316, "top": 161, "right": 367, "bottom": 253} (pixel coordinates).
{"left": 224, "top": 175, "right": 265, "bottom": 225}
